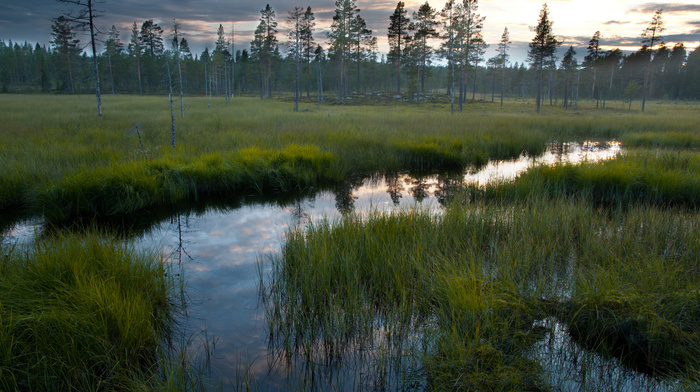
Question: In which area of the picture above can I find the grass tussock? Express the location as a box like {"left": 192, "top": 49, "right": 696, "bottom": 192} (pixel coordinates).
{"left": 0, "top": 232, "right": 172, "bottom": 391}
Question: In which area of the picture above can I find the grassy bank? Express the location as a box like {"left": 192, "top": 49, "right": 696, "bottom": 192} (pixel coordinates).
{"left": 1, "top": 95, "right": 698, "bottom": 221}
{"left": 0, "top": 232, "right": 175, "bottom": 390}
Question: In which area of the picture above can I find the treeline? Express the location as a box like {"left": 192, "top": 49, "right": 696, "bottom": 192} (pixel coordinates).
{"left": 1, "top": 0, "right": 700, "bottom": 105}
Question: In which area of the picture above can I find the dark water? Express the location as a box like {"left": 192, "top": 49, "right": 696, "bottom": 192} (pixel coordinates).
{"left": 6, "top": 141, "right": 677, "bottom": 391}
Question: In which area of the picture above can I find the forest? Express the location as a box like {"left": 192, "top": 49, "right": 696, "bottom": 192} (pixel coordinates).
{"left": 1, "top": 1, "right": 699, "bottom": 106}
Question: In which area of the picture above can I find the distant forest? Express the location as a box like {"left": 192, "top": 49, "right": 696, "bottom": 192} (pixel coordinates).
{"left": 1, "top": 1, "right": 700, "bottom": 104}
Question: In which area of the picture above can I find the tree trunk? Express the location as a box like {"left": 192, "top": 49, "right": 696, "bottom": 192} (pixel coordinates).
{"left": 536, "top": 59, "right": 543, "bottom": 114}
{"left": 87, "top": 1, "right": 102, "bottom": 117}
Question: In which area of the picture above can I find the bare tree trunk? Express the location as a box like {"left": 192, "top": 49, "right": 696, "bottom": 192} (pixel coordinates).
{"left": 136, "top": 54, "right": 142, "bottom": 95}
{"left": 500, "top": 64, "right": 505, "bottom": 107}
{"left": 166, "top": 58, "right": 176, "bottom": 150}
{"left": 536, "top": 59, "right": 543, "bottom": 114}
{"left": 177, "top": 53, "right": 184, "bottom": 117}
{"left": 642, "top": 64, "right": 649, "bottom": 113}
{"left": 317, "top": 59, "right": 323, "bottom": 106}
{"left": 66, "top": 52, "right": 75, "bottom": 94}
{"left": 108, "top": 52, "right": 115, "bottom": 94}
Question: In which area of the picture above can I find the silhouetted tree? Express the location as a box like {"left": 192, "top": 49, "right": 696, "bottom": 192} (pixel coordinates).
{"left": 287, "top": 7, "right": 304, "bottom": 111}
{"left": 560, "top": 45, "right": 577, "bottom": 109}
{"left": 527, "top": 3, "right": 560, "bottom": 114}
{"left": 328, "top": 0, "right": 360, "bottom": 99}
{"left": 250, "top": 4, "right": 278, "bottom": 99}
{"left": 640, "top": 8, "right": 664, "bottom": 112}
{"left": 50, "top": 16, "right": 80, "bottom": 93}
{"left": 300, "top": 7, "right": 316, "bottom": 97}
{"left": 127, "top": 21, "right": 143, "bottom": 94}
{"left": 56, "top": 0, "right": 103, "bottom": 116}
{"left": 411, "top": 2, "right": 439, "bottom": 102}
{"left": 388, "top": 1, "right": 412, "bottom": 94}
{"left": 494, "top": 27, "right": 510, "bottom": 106}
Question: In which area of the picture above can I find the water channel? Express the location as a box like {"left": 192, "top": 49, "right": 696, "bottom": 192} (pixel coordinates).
{"left": 3, "top": 141, "right": 679, "bottom": 391}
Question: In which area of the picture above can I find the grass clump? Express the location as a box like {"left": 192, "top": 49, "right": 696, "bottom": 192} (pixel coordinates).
{"left": 0, "top": 232, "right": 172, "bottom": 391}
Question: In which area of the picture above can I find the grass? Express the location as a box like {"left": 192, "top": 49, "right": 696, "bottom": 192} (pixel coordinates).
{"left": 482, "top": 149, "right": 700, "bottom": 207}
{"left": 266, "top": 196, "right": 699, "bottom": 389}
{"left": 1, "top": 94, "right": 698, "bottom": 221}
{"left": 2, "top": 94, "right": 700, "bottom": 390}
{"left": 0, "top": 231, "right": 173, "bottom": 391}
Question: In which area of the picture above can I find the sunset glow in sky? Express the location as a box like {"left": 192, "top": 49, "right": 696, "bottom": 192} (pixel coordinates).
{"left": 1, "top": 0, "right": 698, "bottom": 63}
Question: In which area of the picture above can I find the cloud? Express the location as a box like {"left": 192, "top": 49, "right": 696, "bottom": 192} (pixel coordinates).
{"left": 602, "top": 20, "right": 630, "bottom": 25}
{"left": 633, "top": 3, "right": 700, "bottom": 14}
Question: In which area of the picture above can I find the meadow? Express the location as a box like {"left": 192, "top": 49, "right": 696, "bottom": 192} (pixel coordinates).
{"left": 1, "top": 94, "right": 699, "bottom": 390}
{"left": 1, "top": 94, "right": 699, "bottom": 222}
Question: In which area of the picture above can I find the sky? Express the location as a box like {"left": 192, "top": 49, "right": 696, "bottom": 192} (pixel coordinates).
{"left": 1, "top": 0, "right": 699, "bottom": 64}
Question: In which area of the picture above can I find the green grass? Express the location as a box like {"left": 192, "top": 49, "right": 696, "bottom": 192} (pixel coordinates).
{"left": 484, "top": 149, "right": 700, "bottom": 207}
{"left": 266, "top": 195, "right": 700, "bottom": 389}
{"left": 0, "top": 232, "right": 173, "bottom": 391}
{"left": 2, "top": 94, "right": 700, "bottom": 390}
{"left": 1, "top": 94, "right": 698, "bottom": 221}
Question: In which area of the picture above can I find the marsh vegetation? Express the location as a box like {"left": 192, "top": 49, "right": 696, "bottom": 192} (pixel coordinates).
{"left": 1, "top": 94, "right": 699, "bottom": 391}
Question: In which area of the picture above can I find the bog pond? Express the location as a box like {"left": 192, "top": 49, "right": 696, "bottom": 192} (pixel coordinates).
{"left": 3, "top": 141, "right": 685, "bottom": 391}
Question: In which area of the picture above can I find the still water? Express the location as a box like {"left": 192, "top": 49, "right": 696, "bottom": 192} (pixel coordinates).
{"left": 5, "top": 141, "right": 675, "bottom": 391}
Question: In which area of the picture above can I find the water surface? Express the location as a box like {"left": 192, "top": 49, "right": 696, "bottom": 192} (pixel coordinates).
{"left": 8, "top": 141, "right": 676, "bottom": 391}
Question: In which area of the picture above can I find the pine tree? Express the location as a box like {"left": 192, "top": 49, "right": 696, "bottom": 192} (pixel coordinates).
{"left": 440, "top": 0, "right": 458, "bottom": 114}
{"left": 328, "top": 0, "right": 360, "bottom": 99}
{"left": 351, "top": 14, "right": 373, "bottom": 93}
{"left": 104, "top": 25, "right": 123, "bottom": 94}
{"left": 495, "top": 27, "right": 510, "bottom": 106}
{"left": 250, "top": 4, "right": 277, "bottom": 99}
{"left": 127, "top": 21, "right": 143, "bottom": 94}
{"left": 460, "top": 0, "right": 487, "bottom": 102}
{"left": 287, "top": 7, "right": 304, "bottom": 111}
{"left": 50, "top": 15, "right": 80, "bottom": 93}
{"left": 171, "top": 20, "right": 185, "bottom": 117}
{"left": 640, "top": 8, "right": 664, "bottom": 112}
{"left": 666, "top": 43, "right": 686, "bottom": 99}
{"left": 560, "top": 46, "right": 577, "bottom": 109}
{"left": 300, "top": 7, "right": 316, "bottom": 97}
{"left": 388, "top": 1, "right": 411, "bottom": 94}
{"left": 583, "top": 31, "right": 602, "bottom": 101}
{"left": 527, "top": 3, "right": 560, "bottom": 114}
{"left": 214, "top": 24, "right": 231, "bottom": 98}
{"left": 411, "top": 2, "right": 439, "bottom": 100}
{"left": 140, "top": 20, "right": 164, "bottom": 56}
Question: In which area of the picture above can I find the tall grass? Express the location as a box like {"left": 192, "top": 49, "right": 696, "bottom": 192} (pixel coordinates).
{"left": 39, "top": 144, "right": 337, "bottom": 222}
{"left": 265, "top": 197, "right": 700, "bottom": 389}
{"left": 485, "top": 149, "right": 700, "bottom": 207}
{"left": 0, "top": 231, "right": 172, "bottom": 391}
{"left": 2, "top": 94, "right": 698, "bottom": 221}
